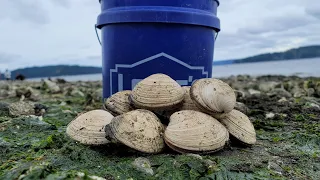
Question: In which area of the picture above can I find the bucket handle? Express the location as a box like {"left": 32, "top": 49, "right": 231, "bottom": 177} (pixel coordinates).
{"left": 95, "top": 24, "right": 102, "bottom": 45}
{"left": 95, "top": 24, "right": 219, "bottom": 45}
{"left": 215, "top": 32, "right": 219, "bottom": 41}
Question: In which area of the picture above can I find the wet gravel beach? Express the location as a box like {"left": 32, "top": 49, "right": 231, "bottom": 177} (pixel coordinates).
{"left": 0, "top": 75, "right": 319, "bottom": 180}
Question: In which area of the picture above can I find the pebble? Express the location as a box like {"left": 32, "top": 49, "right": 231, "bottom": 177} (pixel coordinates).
{"left": 268, "top": 161, "right": 283, "bottom": 175}
{"left": 306, "top": 88, "right": 315, "bottom": 97}
{"left": 8, "top": 101, "right": 35, "bottom": 117}
{"left": 248, "top": 89, "right": 261, "bottom": 96}
{"left": 268, "top": 88, "right": 292, "bottom": 98}
{"left": 186, "top": 153, "right": 203, "bottom": 160}
{"left": 43, "top": 80, "right": 60, "bottom": 93}
{"left": 234, "top": 102, "right": 249, "bottom": 114}
{"left": 278, "top": 97, "right": 288, "bottom": 103}
{"left": 292, "top": 87, "right": 306, "bottom": 98}
{"left": 70, "top": 89, "right": 85, "bottom": 97}
{"left": 132, "top": 157, "right": 154, "bottom": 175}
{"left": 259, "top": 81, "right": 280, "bottom": 92}
{"left": 266, "top": 112, "right": 275, "bottom": 119}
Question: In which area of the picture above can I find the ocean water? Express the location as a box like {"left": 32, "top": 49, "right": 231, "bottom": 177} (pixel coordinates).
{"left": 28, "top": 57, "right": 320, "bottom": 82}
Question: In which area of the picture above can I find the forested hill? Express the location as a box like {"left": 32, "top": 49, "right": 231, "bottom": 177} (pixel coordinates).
{"left": 5, "top": 65, "right": 101, "bottom": 79}
{"left": 1, "top": 45, "right": 320, "bottom": 79}
{"left": 233, "top": 45, "right": 320, "bottom": 64}
{"left": 214, "top": 45, "right": 320, "bottom": 65}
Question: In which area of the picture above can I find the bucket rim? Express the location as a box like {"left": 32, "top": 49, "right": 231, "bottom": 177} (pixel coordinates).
{"left": 98, "top": 0, "right": 220, "bottom": 6}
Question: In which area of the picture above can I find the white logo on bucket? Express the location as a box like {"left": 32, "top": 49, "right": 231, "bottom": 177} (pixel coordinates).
{"left": 109, "top": 52, "right": 208, "bottom": 95}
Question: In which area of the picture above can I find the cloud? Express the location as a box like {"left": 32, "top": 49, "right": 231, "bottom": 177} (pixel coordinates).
{"left": 51, "top": 0, "right": 71, "bottom": 8}
{"left": 0, "top": 0, "right": 50, "bottom": 25}
{"left": 214, "top": 0, "right": 320, "bottom": 60}
{"left": 305, "top": 4, "right": 320, "bottom": 20}
{"left": 0, "top": 0, "right": 319, "bottom": 70}
{"left": 0, "top": 53, "right": 20, "bottom": 63}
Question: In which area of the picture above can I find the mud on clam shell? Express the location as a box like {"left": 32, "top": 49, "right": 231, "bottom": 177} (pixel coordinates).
{"left": 66, "top": 110, "right": 114, "bottom": 145}
{"left": 164, "top": 110, "right": 229, "bottom": 154}
{"left": 218, "top": 109, "right": 256, "bottom": 146}
{"left": 105, "top": 109, "right": 165, "bottom": 154}
{"left": 190, "top": 78, "right": 236, "bottom": 115}
{"left": 129, "top": 73, "right": 185, "bottom": 110}
{"left": 103, "top": 90, "right": 135, "bottom": 116}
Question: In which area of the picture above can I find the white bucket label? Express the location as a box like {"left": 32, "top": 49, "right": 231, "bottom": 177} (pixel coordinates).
{"left": 109, "top": 52, "right": 208, "bottom": 95}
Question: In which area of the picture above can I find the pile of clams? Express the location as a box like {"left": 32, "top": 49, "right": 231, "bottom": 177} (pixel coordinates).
{"left": 66, "top": 73, "right": 256, "bottom": 154}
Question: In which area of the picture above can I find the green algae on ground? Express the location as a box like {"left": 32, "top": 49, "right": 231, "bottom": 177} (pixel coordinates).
{"left": 1, "top": 77, "right": 320, "bottom": 180}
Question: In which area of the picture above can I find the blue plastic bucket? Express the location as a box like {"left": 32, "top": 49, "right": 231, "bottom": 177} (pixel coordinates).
{"left": 96, "top": 0, "right": 220, "bottom": 98}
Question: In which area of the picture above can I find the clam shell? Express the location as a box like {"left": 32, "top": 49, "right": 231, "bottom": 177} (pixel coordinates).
{"left": 129, "top": 74, "right": 185, "bottom": 110}
{"left": 219, "top": 110, "right": 256, "bottom": 145}
{"left": 190, "top": 78, "right": 236, "bottom": 114}
{"left": 164, "top": 110, "right": 229, "bottom": 153}
{"left": 105, "top": 109, "right": 165, "bottom": 153}
{"left": 66, "top": 110, "right": 114, "bottom": 145}
{"left": 104, "top": 90, "right": 135, "bottom": 116}
{"left": 179, "top": 86, "right": 201, "bottom": 111}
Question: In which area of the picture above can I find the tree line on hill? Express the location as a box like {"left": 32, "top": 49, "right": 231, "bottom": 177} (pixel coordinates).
{"left": 1, "top": 45, "right": 320, "bottom": 79}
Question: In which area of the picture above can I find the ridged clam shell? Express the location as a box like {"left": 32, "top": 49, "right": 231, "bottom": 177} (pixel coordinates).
{"left": 104, "top": 90, "right": 135, "bottom": 116}
{"left": 218, "top": 110, "right": 256, "bottom": 145}
{"left": 164, "top": 110, "right": 229, "bottom": 153}
{"left": 129, "top": 74, "right": 185, "bottom": 110}
{"left": 190, "top": 78, "right": 236, "bottom": 114}
{"left": 179, "top": 86, "right": 201, "bottom": 111}
{"left": 66, "top": 110, "right": 114, "bottom": 145}
{"left": 105, "top": 109, "right": 165, "bottom": 153}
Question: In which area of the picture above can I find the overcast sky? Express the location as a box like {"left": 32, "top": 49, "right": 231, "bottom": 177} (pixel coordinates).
{"left": 0, "top": 0, "right": 319, "bottom": 71}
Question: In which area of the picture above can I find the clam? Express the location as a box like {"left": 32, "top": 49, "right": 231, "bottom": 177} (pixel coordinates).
{"left": 179, "top": 86, "right": 201, "bottom": 111}
{"left": 103, "top": 90, "right": 135, "bottom": 116}
{"left": 164, "top": 110, "right": 229, "bottom": 153}
{"left": 105, "top": 109, "right": 165, "bottom": 153}
{"left": 190, "top": 78, "right": 236, "bottom": 114}
{"left": 66, "top": 110, "right": 114, "bottom": 145}
{"left": 129, "top": 73, "right": 185, "bottom": 110}
{"left": 218, "top": 109, "right": 256, "bottom": 146}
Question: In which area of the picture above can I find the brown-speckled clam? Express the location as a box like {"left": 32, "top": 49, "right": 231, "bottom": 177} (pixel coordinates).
{"left": 164, "top": 110, "right": 229, "bottom": 153}
{"left": 66, "top": 110, "right": 114, "bottom": 145}
{"left": 129, "top": 74, "right": 185, "bottom": 110}
{"left": 104, "top": 90, "right": 135, "bottom": 116}
{"left": 190, "top": 78, "right": 236, "bottom": 115}
{"left": 105, "top": 109, "right": 165, "bottom": 153}
{"left": 218, "top": 109, "right": 256, "bottom": 146}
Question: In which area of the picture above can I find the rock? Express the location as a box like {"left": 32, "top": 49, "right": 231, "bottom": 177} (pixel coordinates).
{"left": 8, "top": 101, "right": 35, "bottom": 117}
{"left": 268, "top": 88, "right": 292, "bottom": 98}
{"left": 259, "top": 81, "right": 280, "bottom": 92}
{"left": 94, "top": 88, "right": 103, "bottom": 101}
{"left": 0, "top": 137, "right": 11, "bottom": 148}
{"left": 70, "top": 89, "right": 85, "bottom": 97}
{"left": 268, "top": 161, "right": 283, "bottom": 175}
{"left": 0, "top": 102, "right": 9, "bottom": 116}
{"left": 234, "top": 90, "right": 246, "bottom": 99}
{"left": 234, "top": 102, "right": 249, "bottom": 114}
{"left": 76, "top": 172, "right": 106, "bottom": 180}
{"left": 186, "top": 153, "right": 203, "bottom": 160}
{"left": 316, "top": 84, "right": 320, "bottom": 97}
{"left": 248, "top": 89, "right": 261, "bottom": 96}
{"left": 132, "top": 157, "right": 154, "bottom": 175}
{"left": 34, "top": 104, "right": 48, "bottom": 116}
{"left": 306, "top": 88, "right": 315, "bottom": 97}
{"left": 16, "top": 87, "right": 32, "bottom": 98}
{"left": 278, "top": 97, "right": 288, "bottom": 103}
{"left": 43, "top": 80, "right": 60, "bottom": 93}
{"left": 292, "top": 86, "right": 306, "bottom": 98}
{"left": 266, "top": 112, "right": 275, "bottom": 119}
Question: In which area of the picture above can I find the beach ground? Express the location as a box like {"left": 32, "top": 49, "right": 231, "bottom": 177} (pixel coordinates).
{"left": 0, "top": 75, "right": 319, "bottom": 180}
